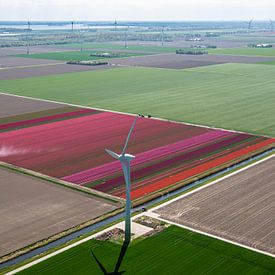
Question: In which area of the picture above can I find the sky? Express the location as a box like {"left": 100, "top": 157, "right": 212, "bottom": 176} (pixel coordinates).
{"left": 0, "top": 0, "right": 275, "bottom": 21}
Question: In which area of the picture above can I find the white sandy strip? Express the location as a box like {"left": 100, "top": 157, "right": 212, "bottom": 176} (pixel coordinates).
{"left": 6, "top": 154, "right": 274, "bottom": 274}
{"left": 115, "top": 221, "right": 152, "bottom": 238}
{"left": 0, "top": 92, "right": 271, "bottom": 138}
{"left": 0, "top": 62, "right": 65, "bottom": 70}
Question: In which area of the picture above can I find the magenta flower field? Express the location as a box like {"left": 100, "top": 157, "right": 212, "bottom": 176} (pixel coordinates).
{"left": 1, "top": 108, "right": 274, "bottom": 200}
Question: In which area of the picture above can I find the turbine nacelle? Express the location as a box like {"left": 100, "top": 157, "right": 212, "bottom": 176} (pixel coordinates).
{"left": 105, "top": 149, "right": 135, "bottom": 162}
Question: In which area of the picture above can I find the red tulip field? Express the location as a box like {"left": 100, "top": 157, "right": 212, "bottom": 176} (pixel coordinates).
{"left": 1, "top": 108, "right": 274, "bottom": 201}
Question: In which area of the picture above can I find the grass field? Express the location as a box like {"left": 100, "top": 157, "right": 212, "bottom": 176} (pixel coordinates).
{"left": 0, "top": 63, "right": 275, "bottom": 136}
{"left": 16, "top": 50, "right": 145, "bottom": 61}
{"left": 260, "top": 60, "right": 275, "bottom": 65}
{"left": 209, "top": 47, "right": 275, "bottom": 57}
{"left": 64, "top": 43, "right": 178, "bottom": 53}
{"left": 15, "top": 226, "right": 275, "bottom": 274}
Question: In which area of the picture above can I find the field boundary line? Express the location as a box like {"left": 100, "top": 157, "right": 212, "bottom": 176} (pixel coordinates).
{"left": 150, "top": 153, "right": 275, "bottom": 212}
{"left": 147, "top": 213, "right": 275, "bottom": 259}
{"left": 0, "top": 91, "right": 272, "bottom": 138}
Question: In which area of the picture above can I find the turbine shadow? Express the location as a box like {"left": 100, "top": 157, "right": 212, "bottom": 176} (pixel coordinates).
{"left": 91, "top": 240, "right": 129, "bottom": 274}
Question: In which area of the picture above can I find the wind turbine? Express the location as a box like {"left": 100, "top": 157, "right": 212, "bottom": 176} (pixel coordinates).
{"left": 124, "top": 26, "right": 129, "bottom": 48}
{"left": 105, "top": 114, "right": 140, "bottom": 243}
{"left": 270, "top": 19, "right": 274, "bottom": 32}
{"left": 114, "top": 19, "right": 117, "bottom": 32}
{"left": 161, "top": 26, "right": 164, "bottom": 47}
{"left": 27, "top": 20, "right": 31, "bottom": 54}
{"left": 248, "top": 18, "right": 254, "bottom": 31}
{"left": 79, "top": 28, "right": 83, "bottom": 52}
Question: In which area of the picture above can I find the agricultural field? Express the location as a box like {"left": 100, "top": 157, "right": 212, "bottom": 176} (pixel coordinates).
{"left": 109, "top": 53, "right": 275, "bottom": 69}
{"left": 0, "top": 95, "right": 273, "bottom": 202}
{"left": 0, "top": 166, "right": 118, "bottom": 258}
{"left": 260, "top": 60, "right": 275, "bottom": 65}
{"left": 64, "top": 42, "right": 178, "bottom": 53}
{"left": 0, "top": 63, "right": 275, "bottom": 136}
{"left": 15, "top": 50, "right": 146, "bottom": 61}
{"left": 209, "top": 47, "right": 275, "bottom": 57}
{"left": 0, "top": 46, "right": 68, "bottom": 57}
{"left": 0, "top": 93, "right": 66, "bottom": 118}
{"left": 215, "top": 35, "right": 275, "bottom": 44}
{"left": 0, "top": 62, "right": 111, "bottom": 81}
{"left": 155, "top": 156, "right": 275, "bottom": 254}
{"left": 15, "top": 226, "right": 275, "bottom": 275}
{"left": 0, "top": 56, "right": 63, "bottom": 68}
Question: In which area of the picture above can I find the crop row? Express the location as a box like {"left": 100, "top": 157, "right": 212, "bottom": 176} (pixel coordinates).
{"left": 0, "top": 111, "right": 208, "bottom": 178}
{"left": 0, "top": 108, "right": 98, "bottom": 131}
{"left": 1, "top": 109, "right": 273, "bottom": 200}
{"left": 63, "top": 130, "right": 231, "bottom": 184}
{"left": 128, "top": 138, "right": 274, "bottom": 199}
{"left": 93, "top": 133, "right": 259, "bottom": 194}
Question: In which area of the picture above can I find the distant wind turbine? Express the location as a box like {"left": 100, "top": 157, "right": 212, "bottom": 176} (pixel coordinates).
{"left": 248, "top": 18, "right": 254, "bottom": 31}
{"left": 161, "top": 26, "right": 164, "bottom": 47}
{"left": 79, "top": 29, "right": 83, "bottom": 52}
{"left": 27, "top": 20, "right": 31, "bottom": 54}
{"left": 270, "top": 19, "right": 274, "bottom": 32}
{"left": 105, "top": 114, "right": 141, "bottom": 243}
{"left": 124, "top": 26, "right": 129, "bottom": 48}
{"left": 114, "top": 19, "right": 117, "bottom": 32}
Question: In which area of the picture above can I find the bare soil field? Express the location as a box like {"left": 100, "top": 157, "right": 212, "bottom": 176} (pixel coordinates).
{"left": 0, "top": 167, "right": 118, "bottom": 257}
{"left": 155, "top": 156, "right": 275, "bottom": 254}
{"left": 0, "top": 46, "right": 72, "bottom": 57}
{"left": 109, "top": 53, "right": 275, "bottom": 69}
{"left": 0, "top": 56, "right": 63, "bottom": 68}
{"left": 105, "top": 40, "right": 248, "bottom": 49}
{"left": 0, "top": 94, "right": 66, "bottom": 119}
{"left": 167, "top": 40, "right": 249, "bottom": 48}
{"left": 0, "top": 63, "right": 111, "bottom": 80}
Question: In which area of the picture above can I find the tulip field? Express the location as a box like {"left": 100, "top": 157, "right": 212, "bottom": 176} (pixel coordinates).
{"left": 1, "top": 107, "right": 274, "bottom": 201}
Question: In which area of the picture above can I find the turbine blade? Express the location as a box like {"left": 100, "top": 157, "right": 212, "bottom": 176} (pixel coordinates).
{"left": 105, "top": 149, "right": 120, "bottom": 159}
{"left": 122, "top": 115, "right": 139, "bottom": 155}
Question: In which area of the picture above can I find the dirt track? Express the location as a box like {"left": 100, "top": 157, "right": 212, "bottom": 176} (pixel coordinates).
{"left": 109, "top": 53, "right": 275, "bottom": 69}
{"left": 0, "top": 167, "right": 118, "bottom": 257}
{"left": 0, "top": 94, "right": 65, "bottom": 118}
{"left": 155, "top": 156, "right": 275, "bottom": 254}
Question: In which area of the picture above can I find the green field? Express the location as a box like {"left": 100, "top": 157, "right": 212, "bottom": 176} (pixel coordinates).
{"left": 260, "top": 60, "right": 275, "bottom": 65}
{"left": 15, "top": 226, "right": 275, "bottom": 275}
{"left": 209, "top": 47, "right": 275, "bottom": 57}
{"left": 0, "top": 63, "right": 275, "bottom": 136}
{"left": 64, "top": 43, "right": 178, "bottom": 53}
{"left": 16, "top": 50, "right": 145, "bottom": 61}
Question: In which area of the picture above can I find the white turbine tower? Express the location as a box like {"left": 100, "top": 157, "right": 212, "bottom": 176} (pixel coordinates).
{"left": 105, "top": 114, "right": 140, "bottom": 243}
{"left": 27, "top": 20, "right": 31, "bottom": 54}
{"left": 161, "top": 26, "right": 164, "bottom": 47}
